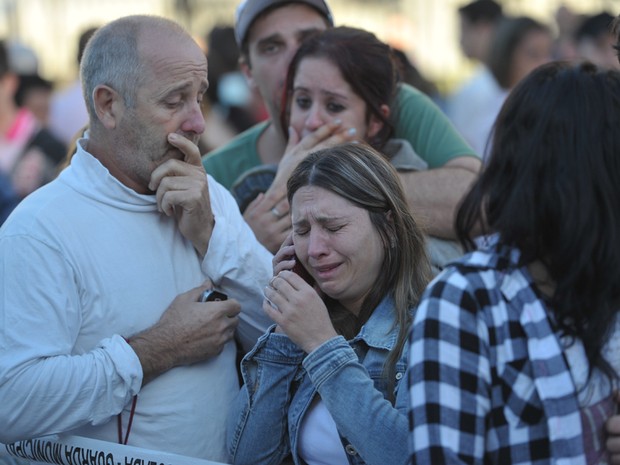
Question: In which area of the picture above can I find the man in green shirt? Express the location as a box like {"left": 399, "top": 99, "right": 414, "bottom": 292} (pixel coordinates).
{"left": 203, "top": 0, "right": 481, "bottom": 252}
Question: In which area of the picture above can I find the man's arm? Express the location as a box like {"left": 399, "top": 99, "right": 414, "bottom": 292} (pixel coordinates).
{"left": 203, "top": 175, "right": 275, "bottom": 353}
{"left": 399, "top": 155, "right": 481, "bottom": 239}
{"left": 0, "top": 243, "right": 240, "bottom": 444}
{"left": 128, "top": 283, "right": 241, "bottom": 385}
{"left": 392, "top": 85, "right": 482, "bottom": 238}
{"left": 154, "top": 134, "right": 274, "bottom": 353}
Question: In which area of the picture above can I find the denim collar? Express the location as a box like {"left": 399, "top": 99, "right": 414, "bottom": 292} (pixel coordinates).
{"left": 353, "top": 296, "right": 402, "bottom": 351}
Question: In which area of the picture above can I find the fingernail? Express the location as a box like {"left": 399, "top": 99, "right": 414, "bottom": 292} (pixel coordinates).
{"left": 333, "top": 119, "right": 342, "bottom": 125}
{"left": 168, "top": 133, "right": 178, "bottom": 141}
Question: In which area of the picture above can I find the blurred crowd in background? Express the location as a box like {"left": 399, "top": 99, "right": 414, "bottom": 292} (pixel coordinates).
{"left": 0, "top": 0, "right": 618, "bottom": 224}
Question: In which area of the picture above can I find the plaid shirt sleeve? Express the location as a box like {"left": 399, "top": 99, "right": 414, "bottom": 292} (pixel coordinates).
{"left": 407, "top": 267, "right": 491, "bottom": 465}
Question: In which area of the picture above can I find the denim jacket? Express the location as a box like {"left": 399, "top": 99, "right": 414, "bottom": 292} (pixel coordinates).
{"left": 227, "top": 297, "right": 410, "bottom": 465}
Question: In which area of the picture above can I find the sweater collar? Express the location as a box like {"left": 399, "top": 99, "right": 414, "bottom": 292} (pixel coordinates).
{"left": 58, "top": 137, "right": 159, "bottom": 212}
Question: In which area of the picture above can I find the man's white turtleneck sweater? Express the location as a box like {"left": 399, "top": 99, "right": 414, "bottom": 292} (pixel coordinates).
{"left": 0, "top": 138, "right": 273, "bottom": 461}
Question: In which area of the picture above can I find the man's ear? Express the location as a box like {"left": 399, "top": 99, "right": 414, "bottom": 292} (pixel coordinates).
{"left": 92, "top": 84, "right": 122, "bottom": 129}
{"left": 239, "top": 55, "right": 257, "bottom": 90}
{"left": 367, "top": 104, "right": 391, "bottom": 139}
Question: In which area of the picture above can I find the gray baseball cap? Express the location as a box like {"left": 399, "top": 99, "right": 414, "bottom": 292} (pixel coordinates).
{"left": 235, "top": 0, "right": 333, "bottom": 47}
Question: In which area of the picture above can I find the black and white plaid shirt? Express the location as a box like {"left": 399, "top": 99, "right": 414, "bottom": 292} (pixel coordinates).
{"left": 407, "top": 243, "right": 610, "bottom": 465}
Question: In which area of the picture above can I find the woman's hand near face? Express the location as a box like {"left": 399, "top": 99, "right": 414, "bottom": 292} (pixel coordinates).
{"left": 246, "top": 123, "right": 357, "bottom": 253}
{"left": 244, "top": 192, "right": 291, "bottom": 254}
{"left": 269, "top": 122, "right": 357, "bottom": 197}
{"left": 263, "top": 270, "right": 338, "bottom": 354}
{"left": 272, "top": 233, "right": 296, "bottom": 275}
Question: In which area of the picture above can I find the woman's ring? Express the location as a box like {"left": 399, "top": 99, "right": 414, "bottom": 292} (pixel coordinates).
{"left": 271, "top": 207, "right": 281, "bottom": 217}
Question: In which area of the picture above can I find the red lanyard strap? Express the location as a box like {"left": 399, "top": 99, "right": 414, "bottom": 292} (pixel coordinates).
{"left": 117, "top": 395, "right": 138, "bottom": 445}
